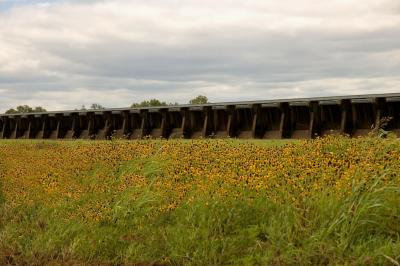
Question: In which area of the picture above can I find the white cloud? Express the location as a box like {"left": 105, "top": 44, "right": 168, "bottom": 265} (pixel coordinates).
{"left": 0, "top": 0, "right": 399, "bottom": 112}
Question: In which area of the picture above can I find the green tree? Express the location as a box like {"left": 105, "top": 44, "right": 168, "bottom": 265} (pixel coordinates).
{"left": 131, "top": 99, "right": 168, "bottom": 108}
{"left": 189, "top": 95, "right": 208, "bottom": 105}
{"left": 33, "top": 106, "right": 47, "bottom": 113}
{"left": 5, "top": 109, "right": 18, "bottom": 114}
{"left": 5, "top": 105, "right": 47, "bottom": 114}
{"left": 90, "top": 103, "right": 106, "bottom": 110}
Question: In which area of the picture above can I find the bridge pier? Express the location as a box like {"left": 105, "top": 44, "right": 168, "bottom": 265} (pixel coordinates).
{"left": 78, "top": 112, "right": 94, "bottom": 139}
{"left": 168, "top": 107, "right": 186, "bottom": 138}
{"left": 35, "top": 115, "right": 48, "bottom": 139}
{"left": 9, "top": 117, "right": 20, "bottom": 139}
{"left": 112, "top": 111, "right": 128, "bottom": 139}
{"left": 210, "top": 105, "right": 235, "bottom": 138}
{"left": 96, "top": 112, "right": 112, "bottom": 139}
{"left": 186, "top": 106, "right": 205, "bottom": 138}
{"left": 128, "top": 110, "right": 144, "bottom": 139}
{"left": 235, "top": 104, "right": 256, "bottom": 139}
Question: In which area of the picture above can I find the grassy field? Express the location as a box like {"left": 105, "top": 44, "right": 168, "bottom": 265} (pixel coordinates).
{"left": 1, "top": 136, "right": 400, "bottom": 265}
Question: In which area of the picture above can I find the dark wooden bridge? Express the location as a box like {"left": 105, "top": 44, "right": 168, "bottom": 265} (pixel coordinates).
{"left": 1, "top": 93, "right": 400, "bottom": 140}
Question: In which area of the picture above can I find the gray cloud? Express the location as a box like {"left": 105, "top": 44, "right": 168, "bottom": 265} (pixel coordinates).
{"left": 0, "top": 0, "right": 400, "bottom": 112}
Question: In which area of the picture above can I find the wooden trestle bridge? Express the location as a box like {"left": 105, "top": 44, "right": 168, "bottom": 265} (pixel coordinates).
{"left": 1, "top": 93, "right": 400, "bottom": 140}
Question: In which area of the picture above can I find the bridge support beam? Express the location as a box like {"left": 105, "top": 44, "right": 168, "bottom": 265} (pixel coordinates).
{"left": 309, "top": 101, "right": 321, "bottom": 138}
{"left": 202, "top": 107, "right": 211, "bottom": 138}
{"left": 279, "top": 103, "right": 291, "bottom": 139}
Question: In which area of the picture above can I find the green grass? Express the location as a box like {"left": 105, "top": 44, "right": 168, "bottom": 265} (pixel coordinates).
{"left": 1, "top": 138, "right": 400, "bottom": 265}
{"left": 1, "top": 177, "right": 399, "bottom": 265}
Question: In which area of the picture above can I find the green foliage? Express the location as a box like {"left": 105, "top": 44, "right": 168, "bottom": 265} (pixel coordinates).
{"left": 89, "top": 103, "right": 106, "bottom": 110}
{"left": 0, "top": 180, "right": 4, "bottom": 207}
{"left": 370, "top": 116, "right": 394, "bottom": 138}
{"left": 131, "top": 99, "right": 171, "bottom": 108}
{"left": 315, "top": 177, "right": 400, "bottom": 252}
{"left": 1, "top": 179, "right": 399, "bottom": 265}
{"left": 78, "top": 104, "right": 105, "bottom": 111}
{"left": 189, "top": 95, "right": 209, "bottom": 105}
{"left": 5, "top": 105, "right": 47, "bottom": 114}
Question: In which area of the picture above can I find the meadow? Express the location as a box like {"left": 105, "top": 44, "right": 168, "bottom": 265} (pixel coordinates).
{"left": 0, "top": 136, "right": 400, "bottom": 265}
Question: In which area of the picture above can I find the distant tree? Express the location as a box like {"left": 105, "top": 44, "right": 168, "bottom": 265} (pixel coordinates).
{"left": 90, "top": 103, "right": 106, "bottom": 110}
{"left": 5, "top": 109, "right": 18, "bottom": 114}
{"left": 33, "top": 106, "right": 47, "bottom": 113}
{"left": 189, "top": 95, "right": 208, "bottom": 105}
{"left": 5, "top": 105, "right": 47, "bottom": 114}
{"left": 131, "top": 99, "right": 170, "bottom": 108}
{"left": 6, "top": 105, "right": 32, "bottom": 114}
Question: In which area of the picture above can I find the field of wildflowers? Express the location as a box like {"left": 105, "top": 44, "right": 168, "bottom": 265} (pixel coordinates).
{"left": 0, "top": 136, "right": 400, "bottom": 265}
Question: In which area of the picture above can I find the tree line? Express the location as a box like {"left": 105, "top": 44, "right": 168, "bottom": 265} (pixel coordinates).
{"left": 4, "top": 95, "right": 209, "bottom": 114}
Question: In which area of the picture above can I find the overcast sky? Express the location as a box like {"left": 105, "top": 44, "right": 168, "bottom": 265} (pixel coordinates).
{"left": 0, "top": 0, "right": 399, "bottom": 112}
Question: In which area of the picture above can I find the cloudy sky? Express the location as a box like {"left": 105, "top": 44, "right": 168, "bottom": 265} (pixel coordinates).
{"left": 0, "top": 0, "right": 399, "bottom": 112}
